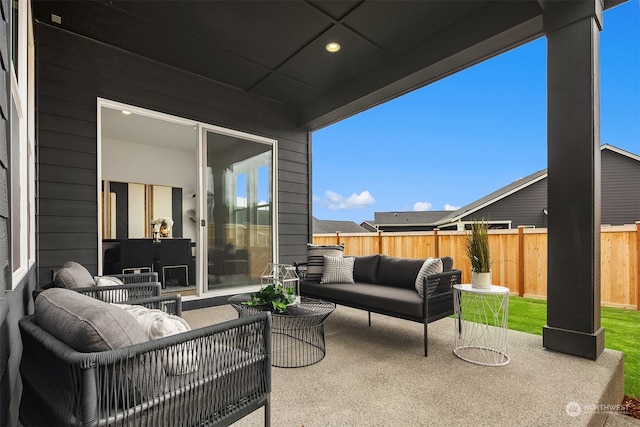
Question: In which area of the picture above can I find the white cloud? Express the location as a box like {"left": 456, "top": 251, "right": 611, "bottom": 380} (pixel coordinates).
{"left": 323, "top": 190, "right": 375, "bottom": 210}
{"left": 444, "top": 204, "right": 460, "bottom": 210}
{"left": 413, "top": 202, "right": 433, "bottom": 211}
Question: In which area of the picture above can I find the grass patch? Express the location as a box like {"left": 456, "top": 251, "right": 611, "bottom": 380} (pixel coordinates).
{"left": 508, "top": 296, "right": 640, "bottom": 398}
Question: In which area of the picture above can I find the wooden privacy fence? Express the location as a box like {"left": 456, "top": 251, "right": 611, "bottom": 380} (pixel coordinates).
{"left": 313, "top": 223, "right": 640, "bottom": 310}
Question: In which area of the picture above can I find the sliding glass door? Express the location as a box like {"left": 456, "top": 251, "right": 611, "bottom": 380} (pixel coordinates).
{"left": 201, "top": 128, "right": 275, "bottom": 294}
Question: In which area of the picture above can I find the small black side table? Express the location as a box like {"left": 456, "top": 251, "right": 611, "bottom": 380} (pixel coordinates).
{"left": 229, "top": 294, "right": 335, "bottom": 368}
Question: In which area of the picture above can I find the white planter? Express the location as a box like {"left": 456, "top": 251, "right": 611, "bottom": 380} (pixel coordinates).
{"left": 471, "top": 271, "right": 492, "bottom": 289}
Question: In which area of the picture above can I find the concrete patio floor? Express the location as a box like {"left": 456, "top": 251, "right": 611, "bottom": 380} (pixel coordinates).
{"left": 183, "top": 303, "right": 632, "bottom": 427}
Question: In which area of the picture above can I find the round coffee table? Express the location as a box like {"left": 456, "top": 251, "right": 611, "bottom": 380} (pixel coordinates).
{"left": 228, "top": 294, "right": 336, "bottom": 368}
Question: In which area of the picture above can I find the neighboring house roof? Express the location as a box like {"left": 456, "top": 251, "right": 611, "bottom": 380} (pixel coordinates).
{"left": 436, "top": 144, "right": 639, "bottom": 226}
{"left": 374, "top": 211, "right": 453, "bottom": 226}
{"left": 313, "top": 217, "right": 370, "bottom": 234}
{"left": 435, "top": 169, "right": 548, "bottom": 225}
{"left": 368, "top": 144, "right": 639, "bottom": 230}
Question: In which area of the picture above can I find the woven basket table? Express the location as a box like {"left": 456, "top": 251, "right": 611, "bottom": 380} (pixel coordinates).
{"left": 229, "top": 294, "right": 335, "bottom": 368}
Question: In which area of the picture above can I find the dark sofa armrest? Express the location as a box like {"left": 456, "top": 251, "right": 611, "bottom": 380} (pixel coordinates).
{"left": 293, "top": 261, "right": 308, "bottom": 279}
{"left": 423, "top": 269, "right": 462, "bottom": 299}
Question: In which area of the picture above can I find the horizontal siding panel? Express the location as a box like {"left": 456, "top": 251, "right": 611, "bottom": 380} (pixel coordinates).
{"left": 38, "top": 164, "right": 96, "bottom": 184}
{"left": 278, "top": 203, "right": 308, "bottom": 215}
{"left": 38, "top": 200, "right": 97, "bottom": 217}
{"left": 38, "top": 249, "right": 98, "bottom": 267}
{"left": 279, "top": 213, "right": 310, "bottom": 225}
{"left": 278, "top": 181, "right": 308, "bottom": 195}
{"left": 278, "top": 170, "right": 307, "bottom": 185}
{"left": 37, "top": 130, "right": 97, "bottom": 154}
{"left": 38, "top": 147, "right": 96, "bottom": 169}
{"left": 39, "top": 232, "right": 97, "bottom": 250}
{"left": 37, "top": 77, "right": 99, "bottom": 107}
{"left": 38, "top": 182, "right": 96, "bottom": 202}
{"left": 38, "top": 113, "right": 96, "bottom": 138}
{"left": 277, "top": 223, "right": 308, "bottom": 235}
{"left": 38, "top": 216, "right": 97, "bottom": 233}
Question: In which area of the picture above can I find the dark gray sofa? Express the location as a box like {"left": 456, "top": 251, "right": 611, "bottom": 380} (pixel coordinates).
{"left": 299, "top": 254, "right": 461, "bottom": 356}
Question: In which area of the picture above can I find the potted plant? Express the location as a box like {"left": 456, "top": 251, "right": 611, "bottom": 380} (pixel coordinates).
{"left": 465, "top": 219, "right": 492, "bottom": 289}
{"left": 242, "top": 282, "right": 296, "bottom": 314}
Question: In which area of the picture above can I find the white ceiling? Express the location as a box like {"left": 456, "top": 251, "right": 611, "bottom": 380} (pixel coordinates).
{"left": 101, "top": 106, "right": 197, "bottom": 152}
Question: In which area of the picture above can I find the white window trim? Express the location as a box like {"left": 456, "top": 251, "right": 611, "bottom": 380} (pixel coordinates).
{"left": 10, "top": 0, "right": 35, "bottom": 286}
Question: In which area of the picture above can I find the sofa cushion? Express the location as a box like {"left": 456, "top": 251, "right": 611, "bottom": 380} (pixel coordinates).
{"left": 415, "top": 258, "right": 443, "bottom": 298}
{"left": 303, "top": 281, "right": 423, "bottom": 318}
{"left": 35, "top": 288, "right": 148, "bottom": 352}
{"left": 306, "top": 243, "right": 344, "bottom": 281}
{"left": 54, "top": 261, "right": 95, "bottom": 289}
{"left": 376, "top": 256, "right": 425, "bottom": 290}
{"left": 320, "top": 255, "right": 355, "bottom": 284}
{"left": 353, "top": 254, "right": 381, "bottom": 283}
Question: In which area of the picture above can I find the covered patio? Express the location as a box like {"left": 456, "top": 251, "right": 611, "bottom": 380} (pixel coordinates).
{"left": 0, "top": 1, "right": 632, "bottom": 425}
{"left": 184, "top": 304, "right": 627, "bottom": 426}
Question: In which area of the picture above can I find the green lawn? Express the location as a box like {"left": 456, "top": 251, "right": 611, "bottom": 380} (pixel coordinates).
{"left": 507, "top": 296, "right": 640, "bottom": 398}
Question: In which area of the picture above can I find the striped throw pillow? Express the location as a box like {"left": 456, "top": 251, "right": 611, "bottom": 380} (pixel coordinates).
{"left": 306, "top": 243, "right": 345, "bottom": 281}
{"left": 415, "top": 257, "right": 443, "bottom": 298}
{"left": 320, "top": 255, "right": 355, "bottom": 284}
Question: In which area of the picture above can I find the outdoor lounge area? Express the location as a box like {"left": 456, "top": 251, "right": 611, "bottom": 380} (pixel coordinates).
{"left": 2, "top": 2, "right": 637, "bottom": 427}
{"left": 184, "top": 303, "right": 629, "bottom": 426}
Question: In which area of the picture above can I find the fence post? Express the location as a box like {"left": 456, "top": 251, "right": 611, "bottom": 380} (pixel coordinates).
{"left": 336, "top": 231, "right": 340, "bottom": 246}
{"left": 637, "top": 222, "right": 640, "bottom": 310}
{"left": 378, "top": 231, "right": 383, "bottom": 254}
{"left": 518, "top": 226, "right": 525, "bottom": 297}
{"left": 433, "top": 228, "right": 440, "bottom": 258}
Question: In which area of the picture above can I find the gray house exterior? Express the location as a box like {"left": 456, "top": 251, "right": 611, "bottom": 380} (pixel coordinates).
{"left": 0, "top": 1, "right": 628, "bottom": 424}
{"left": 373, "top": 145, "right": 639, "bottom": 231}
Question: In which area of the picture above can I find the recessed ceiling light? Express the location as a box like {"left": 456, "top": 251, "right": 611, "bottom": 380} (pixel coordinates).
{"left": 121, "top": 110, "right": 132, "bottom": 115}
{"left": 325, "top": 42, "right": 341, "bottom": 53}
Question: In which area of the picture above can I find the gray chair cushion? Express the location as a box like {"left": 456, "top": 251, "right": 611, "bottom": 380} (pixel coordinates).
{"left": 376, "top": 256, "right": 425, "bottom": 290}
{"left": 353, "top": 254, "right": 381, "bottom": 283}
{"left": 54, "top": 261, "right": 95, "bottom": 289}
{"left": 35, "top": 288, "right": 148, "bottom": 352}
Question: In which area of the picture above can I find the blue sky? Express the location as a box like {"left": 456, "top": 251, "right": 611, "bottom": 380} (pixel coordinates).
{"left": 312, "top": 1, "right": 640, "bottom": 223}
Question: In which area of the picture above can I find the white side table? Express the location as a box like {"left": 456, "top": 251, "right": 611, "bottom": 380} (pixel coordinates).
{"left": 453, "top": 284, "right": 510, "bottom": 366}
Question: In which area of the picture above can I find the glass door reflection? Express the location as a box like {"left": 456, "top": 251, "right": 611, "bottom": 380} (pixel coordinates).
{"left": 204, "top": 130, "right": 273, "bottom": 292}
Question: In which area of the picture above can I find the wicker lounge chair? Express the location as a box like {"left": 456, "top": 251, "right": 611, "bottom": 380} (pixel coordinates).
{"left": 19, "top": 290, "right": 272, "bottom": 427}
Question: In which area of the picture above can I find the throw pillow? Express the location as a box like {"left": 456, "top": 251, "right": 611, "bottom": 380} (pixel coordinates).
{"left": 94, "top": 275, "right": 129, "bottom": 303}
{"left": 414, "top": 257, "right": 444, "bottom": 298}
{"left": 119, "top": 304, "right": 197, "bottom": 375}
{"left": 54, "top": 261, "right": 95, "bottom": 289}
{"left": 35, "top": 288, "right": 148, "bottom": 352}
{"left": 353, "top": 254, "right": 381, "bottom": 283}
{"left": 320, "top": 255, "right": 355, "bottom": 284}
{"left": 306, "top": 243, "right": 345, "bottom": 281}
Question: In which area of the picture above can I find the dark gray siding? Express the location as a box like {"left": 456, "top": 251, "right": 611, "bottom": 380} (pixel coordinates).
{"left": 35, "top": 23, "right": 311, "bottom": 284}
{"left": 463, "top": 178, "right": 549, "bottom": 228}
{"left": 601, "top": 149, "right": 640, "bottom": 225}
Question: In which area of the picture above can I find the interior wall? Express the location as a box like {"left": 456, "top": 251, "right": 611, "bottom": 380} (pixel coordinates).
{"left": 102, "top": 137, "right": 198, "bottom": 242}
